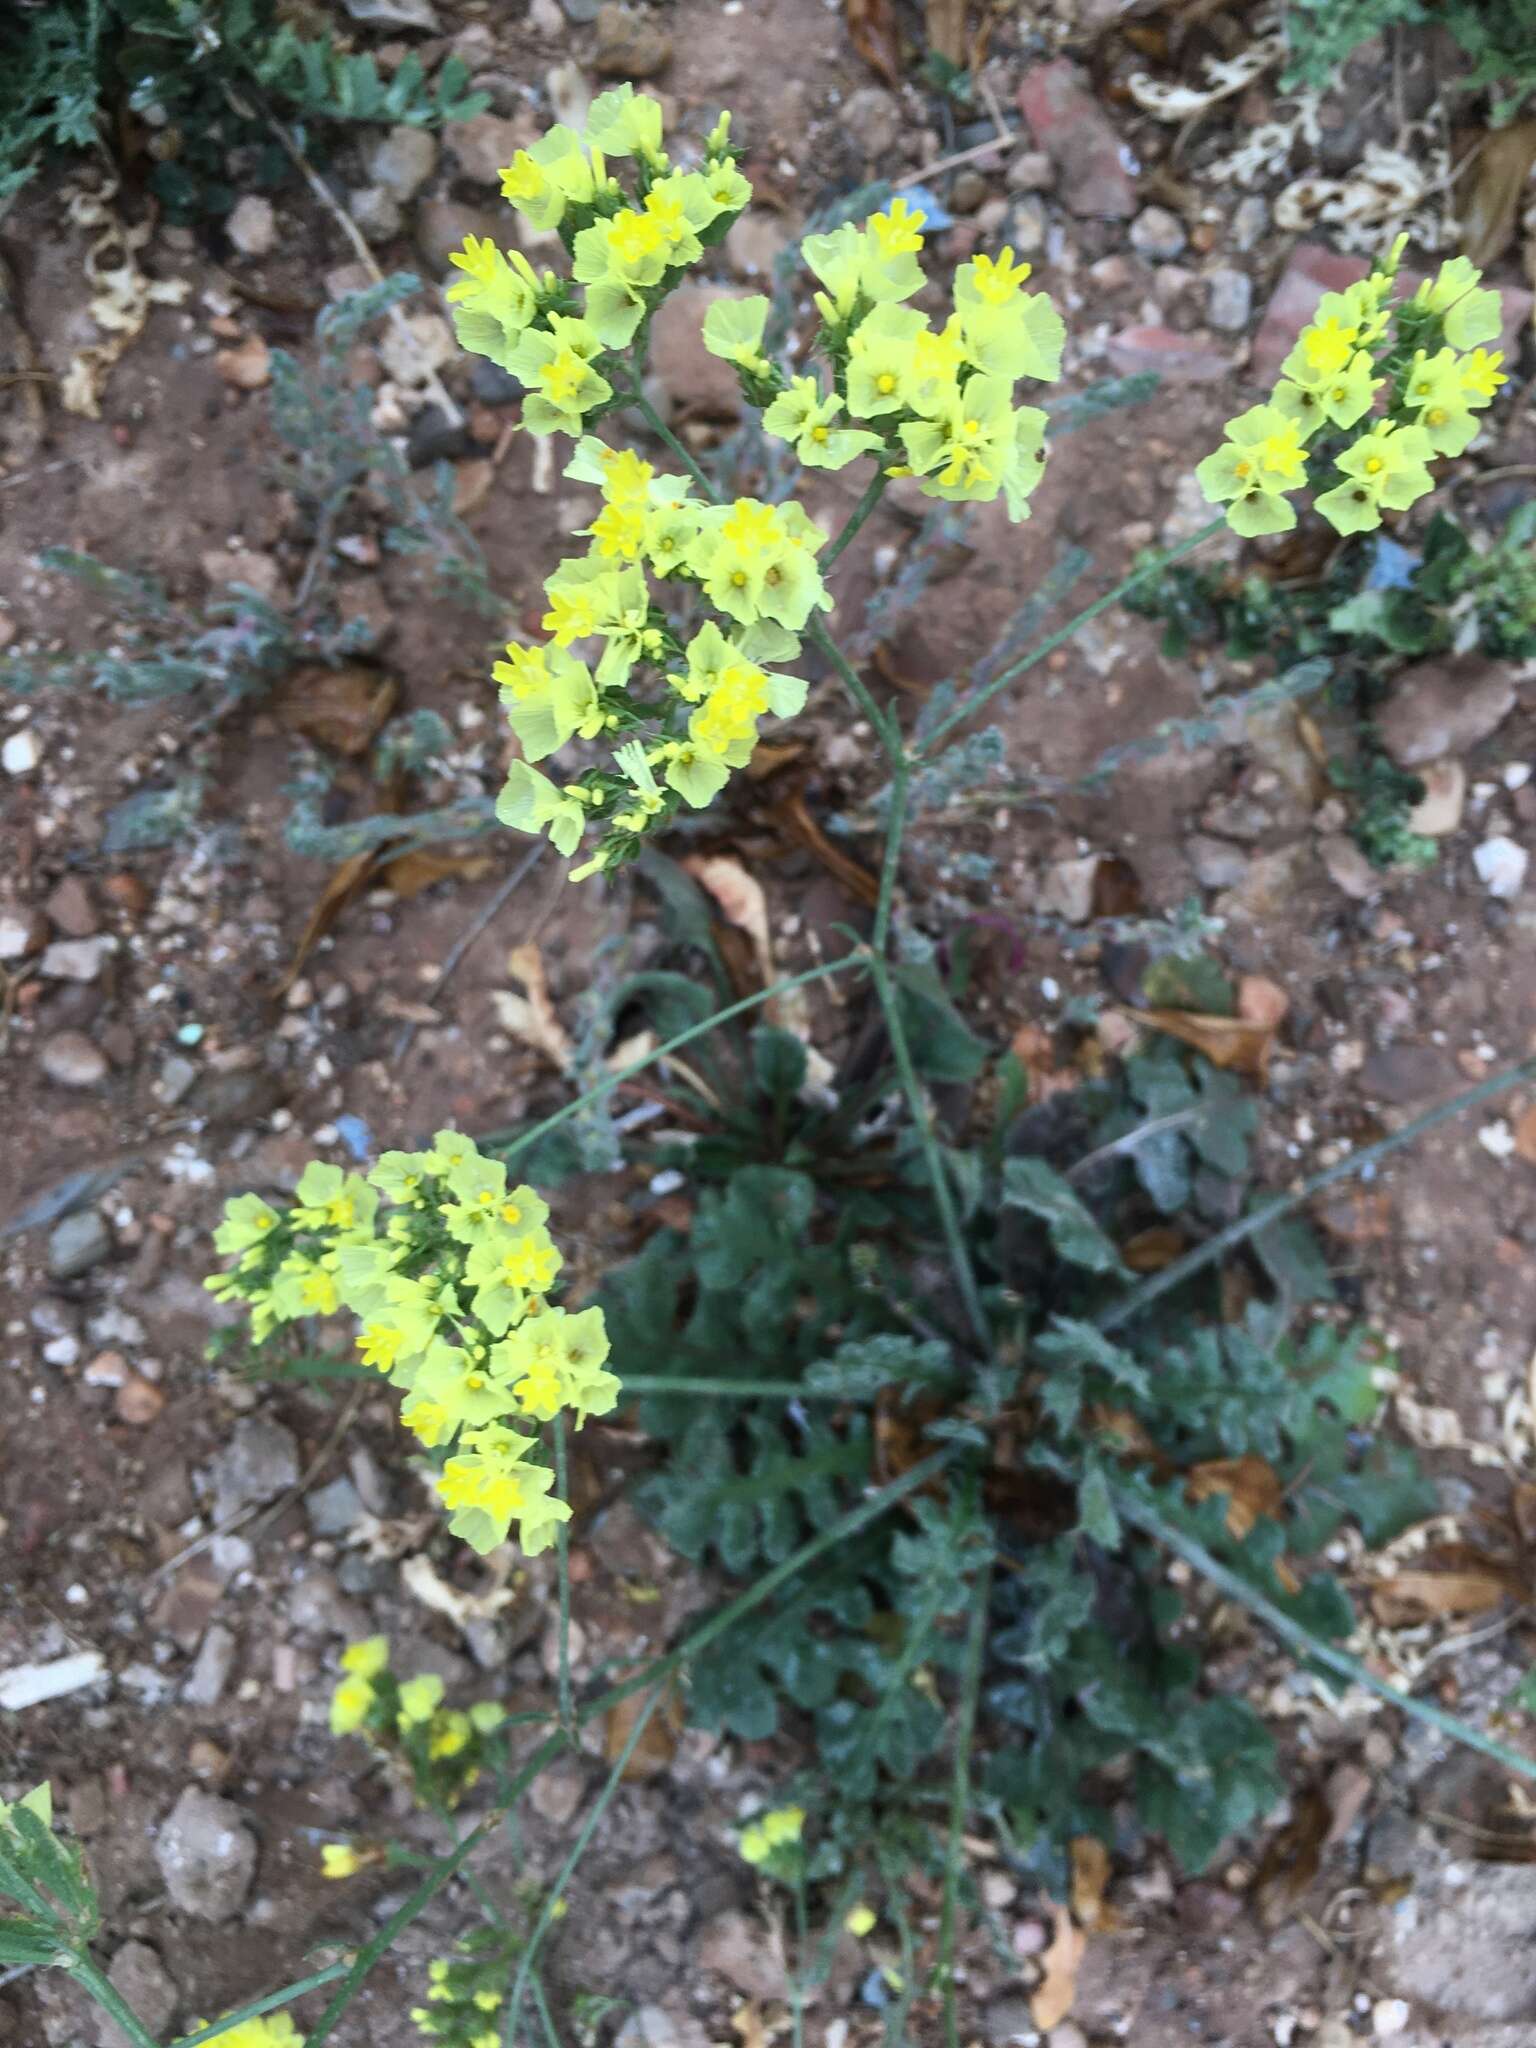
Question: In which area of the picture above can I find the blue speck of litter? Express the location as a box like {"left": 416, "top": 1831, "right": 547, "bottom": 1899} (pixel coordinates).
{"left": 175, "top": 1022, "right": 204, "bottom": 1046}
{"left": 1365, "top": 536, "right": 1419, "bottom": 590}
{"left": 895, "top": 183, "right": 952, "bottom": 231}
{"left": 858, "top": 1968, "right": 890, "bottom": 2009}
{"left": 334, "top": 1114, "right": 373, "bottom": 1162}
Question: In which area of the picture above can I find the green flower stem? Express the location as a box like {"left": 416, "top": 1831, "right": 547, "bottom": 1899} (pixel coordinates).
{"left": 66, "top": 1955, "right": 162, "bottom": 2048}
{"left": 936, "top": 1556, "right": 992, "bottom": 2048}
{"left": 869, "top": 953, "right": 990, "bottom": 1353}
{"left": 552, "top": 1413, "right": 575, "bottom": 1735}
{"left": 808, "top": 617, "right": 901, "bottom": 762}
{"left": 1098, "top": 1050, "right": 1536, "bottom": 1334}
{"left": 483, "top": 957, "right": 861, "bottom": 1162}
{"left": 820, "top": 465, "right": 890, "bottom": 572}
{"left": 1115, "top": 1486, "right": 1536, "bottom": 1786}
{"left": 528, "top": 1969, "right": 564, "bottom": 2048}
{"left": 871, "top": 740, "right": 909, "bottom": 959}
{"left": 918, "top": 514, "right": 1228, "bottom": 755}
{"left": 625, "top": 381, "right": 717, "bottom": 501}
{"left": 171, "top": 1965, "right": 352, "bottom": 2047}
{"left": 303, "top": 1448, "right": 956, "bottom": 2047}
{"left": 504, "top": 1684, "right": 666, "bottom": 2041}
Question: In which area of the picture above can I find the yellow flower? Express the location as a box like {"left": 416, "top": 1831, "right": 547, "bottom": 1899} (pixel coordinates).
{"left": 341, "top": 1636, "right": 390, "bottom": 1680}
{"left": 330, "top": 1674, "right": 375, "bottom": 1737}
{"left": 321, "top": 1842, "right": 364, "bottom": 1879}
{"left": 845, "top": 1903, "right": 877, "bottom": 1937}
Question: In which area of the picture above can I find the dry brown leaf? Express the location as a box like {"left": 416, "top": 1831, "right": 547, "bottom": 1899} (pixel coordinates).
{"left": 1128, "top": 1006, "right": 1279, "bottom": 1082}
{"left": 1090, "top": 853, "right": 1145, "bottom": 920}
{"left": 1513, "top": 1104, "right": 1536, "bottom": 1165}
{"left": 1186, "top": 1455, "right": 1283, "bottom": 1539}
{"left": 605, "top": 1678, "right": 684, "bottom": 1781}
{"left": 272, "top": 850, "right": 378, "bottom": 997}
{"left": 682, "top": 853, "right": 775, "bottom": 985}
{"left": 846, "top": 0, "right": 902, "bottom": 88}
{"left": 1029, "top": 1904, "right": 1086, "bottom": 2031}
{"left": 730, "top": 2004, "right": 769, "bottom": 2048}
{"left": 276, "top": 665, "right": 398, "bottom": 756}
{"left": 926, "top": 0, "right": 968, "bottom": 65}
{"left": 1122, "top": 1225, "right": 1187, "bottom": 1272}
{"left": 1319, "top": 1190, "right": 1395, "bottom": 1244}
{"left": 1513, "top": 1480, "right": 1536, "bottom": 1552}
{"left": 1460, "top": 120, "right": 1536, "bottom": 269}
{"left": 1011, "top": 1021, "right": 1078, "bottom": 1102}
{"left": 1069, "top": 1835, "right": 1117, "bottom": 1930}
{"left": 1371, "top": 1557, "right": 1524, "bottom": 1626}
{"left": 743, "top": 740, "right": 806, "bottom": 781}
{"left": 379, "top": 847, "right": 493, "bottom": 898}
{"left": 769, "top": 791, "right": 881, "bottom": 907}
{"left": 491, "top": 942, "right": 573, "bottom": 1071}
{"left": 1253, "top": 1786, "right": 1331, "bottom": 1929}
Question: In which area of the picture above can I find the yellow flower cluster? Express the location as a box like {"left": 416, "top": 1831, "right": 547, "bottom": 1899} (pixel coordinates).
{"left": 411, "top": 1940, "right": 534, "bottom": 2048}
{"left": 207, "top": 1133, "right": 618, "bottom": 1555}
{"left": 738, "top": 1803, "right": 805, "bottom": 1865}
{"left": 326, "top": 1636, "right": 508, "bottom": 1810}
{"left": 443, "top": 86, "right": 748, "bottom": 437}
{"left": 1199, "top": 247, "right": 1507, "bottom": 538}
{"left": 710, "top": 212, "right": 1064, "bottom": 514}
{"left": 493, "top": 437, "right": 816, "bottom": 879}
{"left": 442, "top": 91, "right": 1068, "bottom": 881}
{"left": 188, "top": 2020, "right": 301, "bottom": 2048}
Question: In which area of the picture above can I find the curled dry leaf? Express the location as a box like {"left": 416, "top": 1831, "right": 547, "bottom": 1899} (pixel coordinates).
{"left": 1127, "top": 1005, "right": 1280, "bottom": 1082}
{"left": 275, "top": 664, "right": 398, "bottom": 756}
{"left": 1370, "top": 1548, "right": 1526, "bottom": 1627}
{"left": 1237, "top": 974, "right": 1290, "bottom": 1035}
{"left": 846, "top": 0, "right": 902, "bottom": 88}
{"left": 1459, "top": 121, "right": 1536, "bottom": 270}
{"left": 605, "top": 1677, "right": 684, "bottom": 1781}
{"left": 1122, "top": 1224, "right": 1187, "bottom": 1272}
{"left": 682, "top": 853, "right": 774, "bottom": 985}
{"left": 273, "top": 850, "right": 377, "bottom": 997}
{"left": 491, "top": 942, "right": 573, "bottom": 1072}
{"left": 1029, "top": 1903, "right": 1086, "bottom": 2032}
{"left": 1186, "top": 1455, "right": 1283, "bottom": 1539}
{"left": 400, "top": 1549, "right": 520, "bottom": 1630}
{"left": 379, "top": 847, "right": 493, "bottom": 898}
{"left": 925, "top": 0, "right": 968, "bottom": 66}
{"left": 1252, "top": 1785, "right": 1331, "bottom": 1930}
{"left": 1068, "top": 1834, "right": 1117, "bottom": 1930}
{"left": 1276, "top": 144, "right": 1442, "bottom": 248}
{"left": 60, "top": 174, "right": 191, "bottom": 416}
{"left": 1128, "top": 31, "right": 1281, "bottom": 120}
{"left": 1011, "top": 1020, "right": 1079, "bottom": 1102}
{"left": 1512, "top": 1104, "right": 1536, "bottom": 1165}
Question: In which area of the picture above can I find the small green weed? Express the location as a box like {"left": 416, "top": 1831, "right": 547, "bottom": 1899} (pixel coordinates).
{"left": 1283, "top": 0, "right": 1536, "bottom": 118}
{"left": 0, "top": 0, "right": 487, "bottom": 217}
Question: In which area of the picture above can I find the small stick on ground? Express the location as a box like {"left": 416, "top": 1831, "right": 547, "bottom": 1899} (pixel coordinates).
{"left": 391, "top": 843, "right": 546, "bottom": 1059}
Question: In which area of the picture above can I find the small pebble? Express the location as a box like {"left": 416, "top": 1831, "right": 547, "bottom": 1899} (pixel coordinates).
{"left": 1129, "top": 204, "right": 1187, "bottom": 261}
{"left": 2, "top": 728, "right": 42, "bottom": 776}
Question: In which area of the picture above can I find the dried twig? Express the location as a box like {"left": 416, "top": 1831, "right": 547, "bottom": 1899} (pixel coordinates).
{"left": 391, "top": 841, "right": 547, "bottom": 1059}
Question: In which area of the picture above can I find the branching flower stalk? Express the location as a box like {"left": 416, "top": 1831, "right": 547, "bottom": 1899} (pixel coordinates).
{"left": 168, "top": 81, "right": 1536, "bottom": 2048}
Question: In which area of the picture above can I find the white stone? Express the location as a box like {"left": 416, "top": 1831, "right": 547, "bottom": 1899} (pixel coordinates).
{"left": 2, "top": 727, "right": 41, "bottom": 776}
{"left": 0, "top": 1649, "right": 107, "bottom": 1710}
{"left": 1473, "top": 833, "right": 1528, "bottom": 899}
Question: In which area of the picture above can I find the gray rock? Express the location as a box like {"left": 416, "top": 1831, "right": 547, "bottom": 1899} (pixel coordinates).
{"left": 287, "top": 1570, "right": 370, "bottom": 1643}
{"left": 1377, "top": 656, "right": 1518, "bottom": 768}
{"left": 648, "top": 283, "right": 749, "bottom": 422}
{"left": 841, "top": 85, "right": 901, "bottom": 160}
{"left": 1206, "top": 266, "right": 1254, "bottom": 332}
{"left": 1358, "top": 1044, "right": 1454, "bottom": 1105}
{"left": 560, "top": 0, "right": 601, "bottom": 17}
{"left": 593, "top": 3, "right": 672, "bottom": 78}
{"left": 1006, "top": 148, "right": 1053, "bottom": 192}
{"left": 153, "top": 1789, "right": 257, "bottom": 1921}
{"left": 39, "top": 935, "right": 114, "bottom": 982}
{"left": 1379, "top": 1850, "right": 1536, "bottom": 2019}
{"left": 407, "top": 401, "right": 471, "bottom": 466}
{"left": 305, "top": 1474, "right": 364, "bottom": 1537}
{"left": 1320, "top": 833, "right": 1380, "bottom": 901}
{"left": 1185, "top": 834, "right": 1249, "bottom": 890}
{"left": 48, "top": 1209, "right": 112, "bottom": 1280}
{"left": 415, "top": 197, "right": 499, "bottom": 275}
{"left": 157, "top": 1055, "right": 197, "bottom": 1105}
{"left": 46, "top": 876, "right": 97, "bottom": 937}
{"left": 723, "top": 208, "right": 789, "bottom": 280}
{"left": 349, "top": 184, "right": 403, "bottom": 243}
{"left": 696, "top": 1909, "right": 786, "bottom": 2000}
{"left": 342, "top": 0, "right": 439, "bottom": 25}
{"left": 1232, "top": 194, "right": 1268, "bottom": 251}
{"left": 97, "top": 1942, "right": 177, "bottom": 2048}
{"left": 1129, "top": 204, "right": 1187, "bottom": 261}
{"left": 527, "top": 1757, "right": 586, "bottom": 1825}
{"left": 369, "top": 125, "right": 438, "bottom": 203}
{"left": 224, "top": 194, "right": 276, "bottom": 259}
{"left": 39, "top": 1031, "right": 108, "bottom": 1089}
{"left": 986, "top": 1993, "right": 1036, "bottom": 2045}
{"left": 614, "top": 2004, "right": 712, "bottom": 2048}
{"left": 445, "top": 112, "right": 533, "bottom": 188}
{"left": 1007, "top": 193, "right": 1048, "bottom": 253}
{"left": 183, "top": 1625, "right": 237, "bottom": 1708}
{"left": 209, "top": 1415, "right": 300, "bottom": 1521}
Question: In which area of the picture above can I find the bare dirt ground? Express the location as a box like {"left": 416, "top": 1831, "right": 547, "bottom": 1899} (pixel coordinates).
{"left": 5, "top": 3, "right": 1536, "bottom": 2045}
